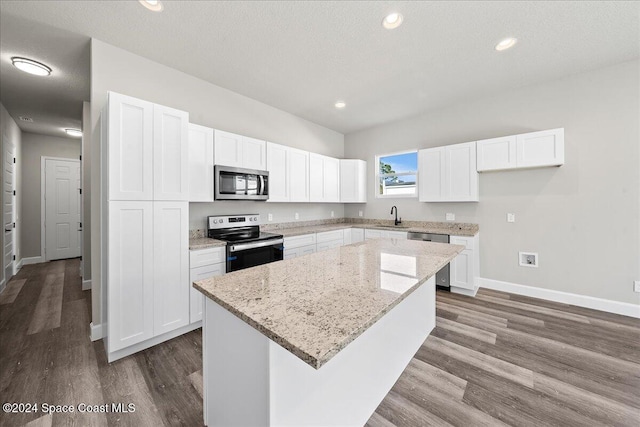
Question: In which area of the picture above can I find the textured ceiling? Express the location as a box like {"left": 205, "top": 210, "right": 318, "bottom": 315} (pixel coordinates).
{"left": 0, "top": 1, "right": 638, "bottom": 138}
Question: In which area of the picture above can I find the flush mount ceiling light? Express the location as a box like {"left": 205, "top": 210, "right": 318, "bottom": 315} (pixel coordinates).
{"left": 495, "top": 37, "right": 518, "bottom": 51}
{"left": 335, "top": 101, "right": 346, "bottom": 109}
{"left": 11, "top": 57, "right": 52, "bottom": 76}
{"left": 19, "top": 116, "right": 33, "bottom": 122}
{"left": 382, "top": 12, "right": 403, "bottom": 29}
{"left": 139, "top": 0, "right": 164, "bottom": 12}
{"left": 65, "top": 128, "right": 83, "bottom": 137}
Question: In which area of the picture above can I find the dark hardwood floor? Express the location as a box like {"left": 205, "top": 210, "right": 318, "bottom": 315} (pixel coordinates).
{"left": 1, "top": 259, "right": 638, "bottom": 426}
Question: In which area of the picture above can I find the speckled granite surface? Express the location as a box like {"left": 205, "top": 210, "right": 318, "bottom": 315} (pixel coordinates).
{"left": 193, "top": 239, "right": 464, "bottom": 369}
{"left": 189, "top": 237, "right": 226, "bottom": 250}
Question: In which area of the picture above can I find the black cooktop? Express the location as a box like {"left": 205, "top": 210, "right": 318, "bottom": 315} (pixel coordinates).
{"left": 208, "top": 226, "right": 282, "bottom": 244}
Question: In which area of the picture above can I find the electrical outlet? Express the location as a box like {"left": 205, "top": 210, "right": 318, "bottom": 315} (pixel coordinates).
{"left": 634, "top": 281, "right": 640, "bottom": 293}
{"left": 268, "top": 213, "right": 273, "bottom": 222}
{"left": 295, "top": 212, "right": 299, "bottom": 220}
{"left": 446, "top": 213, "right": 455, "bottom": 221}
{"left": 507, "top": 213, "right": 515, "bottom": 223}
{"left": 331, "top": 211, "right": 334, "bottom": 218}
{"left": 519, "top": 252, "right": 539, "bottom": 268}
{"left": 359, "top": 210, "right": 363, "bottom": 217}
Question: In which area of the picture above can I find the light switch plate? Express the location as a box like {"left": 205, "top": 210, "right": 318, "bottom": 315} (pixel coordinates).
{"left": 331, "top": 211, "right": 334, "bottom": 218}
{"left": 359, "top": 210, "right": 363, "bottom": 217}
{"left": 268, "top": 213, "right": 273, "bottom": 222}
{"left": 507, "top": 213, "right": 515, "bottom": 223}
{"left": 634, "top": 281, "right": 640, "bottom": 293}
{"left": 446, "top": 213, "right": 455, "bottom": 221}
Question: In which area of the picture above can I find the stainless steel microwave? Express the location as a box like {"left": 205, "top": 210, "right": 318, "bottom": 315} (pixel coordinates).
{"left": 214, "top": 165, "right": 269, "bottom": 201}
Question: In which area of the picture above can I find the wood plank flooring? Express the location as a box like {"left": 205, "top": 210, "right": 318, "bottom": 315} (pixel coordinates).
{"left": 1, "top": 259, "right": 639, "bottom": 426}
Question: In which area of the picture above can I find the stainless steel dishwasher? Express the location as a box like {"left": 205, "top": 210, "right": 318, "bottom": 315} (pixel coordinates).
{"left": 407, "top": 232, "right": 450, "bottom": 291}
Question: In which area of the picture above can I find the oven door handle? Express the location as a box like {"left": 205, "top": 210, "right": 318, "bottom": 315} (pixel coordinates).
{"left": 229, "top": 238, "right": 284, "bottom": 253}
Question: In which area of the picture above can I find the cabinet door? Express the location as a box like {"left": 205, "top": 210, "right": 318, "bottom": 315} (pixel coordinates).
{"left": 386, "top": 231, "right": 407, "bottom": 240}
{"left": 108, "top": 92, "right": 153, "bottom": 201}
{"left": 214, "top": 130, "right": 243, "bottom": 167}
{"left": 242, "top": 136, "right": 267, "bottom": 170}
{"left": 188, "top": 124, "right": 214, "bottom": 202}
{"left": 309, "top": 153, "right": 324, "bottom": 202}
{"left": 343, "top": 228, "right": 352, "bottom": 245}
{"left": 153, "top": 202, "right": 189, "bottom": 335}
{"left": 154, "top": 105, "right": 189, "bottom": 201}
{"left": 340, "top": 159, "right": 366, "bottom": 203}
{"left": 190, "top": 263, "right": 225, "bottom": 323}
{"left": 446, "top": 142, "right": 478, "bottom": 202}
{"left": 418, "top": 147, "right": 445, "bottom": 202}
{"left": 516, "top": 128, "right": 564, "bottom": 168}
{"left": 289, "top": 148, "right": 309, "bottom": 202}
{"left": 450, "top": 249, "right": 474, "bottom": 290}
{"left": 108, "top": 201, "right": 154, "bottom": 351}
{"left": 365, "top": 229, "right": 383, "bottom": 240}
{"left": 476, "top": 136, "right": 517, "bottom": 171}
{"left": 351, "top": 228, "right": 365, "bottom": 243}
{"left": 267, "top": 142, "right": 289, "bottom": 202}
{"left": 324, "top": 156, "right": 340, "bottom": 202}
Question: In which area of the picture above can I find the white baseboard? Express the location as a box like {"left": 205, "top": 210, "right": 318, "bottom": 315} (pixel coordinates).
{"left": 22, "top": 256, "right": 44, "bottom": 266}
{"left": 82, "top": 280, "right": 92, "bottom": 291}
{"left": 479, "top": 278, "right": 640, "bottom": 319}
{"left": 16, "top": 258, "right": 23, "bottom": 271}
{"left": 90, "top": 322, "right": 103, "bottom": 341}
{"left": 0, "top": 279, "right": 5, "bottom": 294}
{"left": 450, "top": 285, "right": 478, "bottom": 297}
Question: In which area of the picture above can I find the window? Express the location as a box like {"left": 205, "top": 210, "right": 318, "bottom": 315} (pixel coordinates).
{"left": 376, "top": 150, "right": 418, "bottom": 198}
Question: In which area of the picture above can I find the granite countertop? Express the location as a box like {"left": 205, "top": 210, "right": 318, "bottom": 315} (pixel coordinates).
{"left": 189, "top": 237, "right": 226, "bottom": 250}
{"left": 272, "top": 221, "right": 479, "bottom": 238}
{"left": 193, "top": 239, "right": 464, "bottom": 369}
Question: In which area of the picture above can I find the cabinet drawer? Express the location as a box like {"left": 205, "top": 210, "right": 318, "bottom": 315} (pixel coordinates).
{"left": 386, "top": 231, "right": 407, "bottom": 240}
{"left": 316, "top": 229, "right": 344, "bottom": 243}
{"left": 317, "top": 239, "right": 342, "bottom": 252}
{"left": 450, "top": 236, "right": 474, "bottom": 250}
{"left": 365, "top": 229, "right": 383, "bottom": 239}
{"left": 284, "top": 244, "right": 316, "bottom": 260}
{"left": 284, "top": 233, "right": 317, "bottom": 249}
{"left": 189, "top": 247, "right": 226, "bottom": 268}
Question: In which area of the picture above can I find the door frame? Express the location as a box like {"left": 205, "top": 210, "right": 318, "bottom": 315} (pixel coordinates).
{"left": 2, "top": 133, "right": 16, "bottom": 287}
{"left": 41, "top": 156, "right": 81, "bottom": 262}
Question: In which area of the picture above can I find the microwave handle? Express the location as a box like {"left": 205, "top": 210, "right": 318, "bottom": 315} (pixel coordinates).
{"left": 258, "top": 175, "right": 264, "bottom": 195}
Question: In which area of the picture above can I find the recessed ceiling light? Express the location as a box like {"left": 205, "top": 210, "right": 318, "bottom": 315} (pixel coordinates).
{"left": 19, "top": 116, "right": 33, "bottom": 122}
{"left": 382, "top": 12, "right": 403, "bottom": 30}
{"left": 65, "top": 129, "right": 83, "bottom": 137}
{"left": 11, "top": 57, "right": 52, "bottom": 76}
{"left": 335, "top": 101, "right": 346, "bottom": 109}
{"left": 495, "top": 37, "right": 518, "bottom": 51}
{"left": 139, "top": 0, "right": 163, "bottom": 12}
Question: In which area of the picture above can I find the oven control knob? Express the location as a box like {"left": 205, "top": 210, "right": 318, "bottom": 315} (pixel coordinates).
{"left": 212, "top": 219, "right": 218, "bottom": 224}
{"left": 253, "top": 216, "right": 258, "bottom": 221}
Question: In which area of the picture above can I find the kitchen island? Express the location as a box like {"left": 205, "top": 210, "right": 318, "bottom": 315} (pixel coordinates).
{"left": 193, "top": 238, "right": 463, "bottom": 426}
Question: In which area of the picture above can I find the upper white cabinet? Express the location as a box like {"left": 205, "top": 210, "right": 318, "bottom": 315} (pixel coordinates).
{"left": 107, "top": 92, "right": 189, "bottom": 201}
{"left": 340, "top": 159, "right": 367, "bottom": 203}
{"left": 214, "top": 130, "right": 267, "bottom": 170}
{"left": 310, "top": 153, "right": 340, "bottom": 203}
{"left": 154, "top": 105, "right": 189, "bottom": 201}
{"left": 266, "top": 142, "right": 309, "bottom": 203}
{"left": 108, "top": 92, "right": 154, "bottom": 201}
{"left": 477, "top": 128, "right": 564, "bottom": 172}
{"left": 419, "top": 142, "right": 478, "bottom": 202}
{"left": 188, "top": 124, "right": 214, "bottom": 202}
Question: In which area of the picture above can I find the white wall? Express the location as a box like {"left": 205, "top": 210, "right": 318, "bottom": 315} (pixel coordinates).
{"left": 90, "top": 39, "right": 345, "bottom": 328}
{"left": 345, "top": 60, "right": 640, "bottom": 305}
{"left": 20, "top": 132, "right": 81, "bottom": 258}
{"left": 0, "top": 102, "right": 22, "bottom": 290}
{"left": 82, "top": 101, "right": 91, "bottom": 280}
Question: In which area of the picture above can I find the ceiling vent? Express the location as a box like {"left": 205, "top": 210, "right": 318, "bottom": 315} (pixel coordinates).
{"left": 19, "top": 116, "right": 33, "bottom": 122}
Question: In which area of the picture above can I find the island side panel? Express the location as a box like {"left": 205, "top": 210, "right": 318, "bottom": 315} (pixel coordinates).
{"left": 269, "top": 276, "right": 436, "bottom": 426}
{"left": 203, "top": 298, "right": 270, "bottom": 427}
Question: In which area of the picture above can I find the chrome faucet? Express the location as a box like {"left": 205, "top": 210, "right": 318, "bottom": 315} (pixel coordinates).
{"left": 390, "top": 206, "right": 401, "bottom": 226}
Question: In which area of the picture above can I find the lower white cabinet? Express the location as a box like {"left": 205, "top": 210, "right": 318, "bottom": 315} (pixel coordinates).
{"left": 189, "top": 247, "right": 226, "bottom": 323}
{"left": 351, "top": 228, "right": 365, "bottom": 243}
{"left": 284, "top": 233, "right": 317, "bottom": 260}
{"left": 365, "top": 229, "right": 407, "bottom": 240}
{"left": 317, "top": 239, "right": 342, "bottom": 252}
{"left": 449, "top": 234, "right": 480, "bottom": 292}
{"left": 107, "top": 201, "right": 190, "bottom": 358}
{"left": 477, "top": 128, "right": 564, "bottom": 171}
{"left": 316, "top": 230, "right": 343, "bottom": 252}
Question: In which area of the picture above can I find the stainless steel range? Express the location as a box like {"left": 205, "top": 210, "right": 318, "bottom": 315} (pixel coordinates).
{"left": 207, "top": 214, "right": 284, "bottom": 272}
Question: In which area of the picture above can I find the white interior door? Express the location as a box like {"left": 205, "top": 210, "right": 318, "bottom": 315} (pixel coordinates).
{"left": 45, "top": 158, "right": 81, "bottom": 261}
{"left": 4, "top": 139, "right": 15, "bottom": 281}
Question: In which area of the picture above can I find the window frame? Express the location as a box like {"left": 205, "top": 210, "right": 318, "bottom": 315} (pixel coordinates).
{"left": 375, "top": 149, "right": 419, "bottom": 199}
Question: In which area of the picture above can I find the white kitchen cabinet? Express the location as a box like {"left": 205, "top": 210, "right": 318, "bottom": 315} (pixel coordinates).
{"left": 365, "top": 228, "right": 407, "bottom": 240}
{"left": 266, "top": 142, "right": 309, "bottom": 203}
{"left": 108, "top": 92, "right": 154, "bottom": 201}
{"left": 154, "top": 105, "right": 189, "bottom": 201}
{"left": 107, "top": 201, "right": 154, "bottom": 352}
{"left": 516, "top": 128, "right": 564, "bottom": 168}
{"left": 310, "top": 153, "right": 340, "bottom": 203}
{"left": 386, "top": 230, "right": 408, "bottom": 240}
{"left": 343, "top": 229, "right": 352, "bottom": 245}
{"left": 317, "top": 240, "right": 343, "bottom": 252}
{"left": 284, "top": 244, "right": 316, "bottom": 259}
{"left": 188, "top": 124, "right": 215, "bottom": 202}
{"left": 351, "top": 228, "right": 365, "bottom": 243}
{"left": 284, "top": 233, "right": 317, "bottom": 259}
{"left": 476, "top": 135, "right": 517, "bottom": 172}
{"left": 189, "top": 247, "right": 226, "bottom": 323}
{"left": 476, "top": 128, "right": 564, "bottom": 172}
{"left": 214, "top": 130, "right": 267, "bottom": 170}
{"left": 316, "top": 229, "right": 343, "bottom": 252}
{"left": 365, "top": 229, "right": 383, "bottom": 240}
{"left": 449, "top": 234, "right": 480, "bottom": 293}
{"left": 419, "top": 142, "right": 478, "bottom": 202}
{"left": 340, "top": 159, "right": 367, "bottom": 203}
{"left": 153, "top": 202, "right": 189, "bottom": 335}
